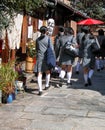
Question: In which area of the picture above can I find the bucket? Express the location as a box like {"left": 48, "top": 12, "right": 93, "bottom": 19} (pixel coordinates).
{"left": 15, "top": 80, "right": 23, "bottom": 90}
{"left": 25, "top": 57, "right": 34, "bottom": 73}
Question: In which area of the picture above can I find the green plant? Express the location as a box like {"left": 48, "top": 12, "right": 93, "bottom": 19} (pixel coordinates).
{"left": 15, "top": 62, "right": 27, "bottom": 86}
{"left": 26, "top": 39, "right": 36, "bottom": 58}
{"left": 0, "top": 61, "right": 18, "bottom": 95}
{"left": 0, "top": 0, "right": 44, "bottom": 31}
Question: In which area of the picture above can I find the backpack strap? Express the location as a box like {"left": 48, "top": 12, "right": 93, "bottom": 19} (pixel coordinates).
{"left": 66, "top": 35, "right": 74, "bottom": 45}
{"left": 48, "top": 37, "right": 50, "bottom": 47}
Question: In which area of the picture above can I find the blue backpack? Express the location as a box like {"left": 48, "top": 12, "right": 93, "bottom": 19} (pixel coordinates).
{"left": 46, "top": 38, "right": 56, "bottom": 69}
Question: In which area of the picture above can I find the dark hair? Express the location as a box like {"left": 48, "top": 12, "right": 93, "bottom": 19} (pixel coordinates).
{"left": 67, "top": 27, "right": 74, "bottom": 35}
{"left": 58, "top": 26, "right": 64, "bottom": 32}
{"left": 98, "top": 29, "right": 104, "bottom": 35}
{"left": 81, "top": 26, "right": 90, "bottom": 34}
{"left": 40, "top": 26, "right": 48, "bottom": 34}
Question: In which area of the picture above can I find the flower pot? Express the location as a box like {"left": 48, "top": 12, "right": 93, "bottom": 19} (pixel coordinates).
{"left": 25, "top": 57, "right": 34, "bottom": 73}
{"left": 7, "top": 94, "right": 13, "bottom": 103}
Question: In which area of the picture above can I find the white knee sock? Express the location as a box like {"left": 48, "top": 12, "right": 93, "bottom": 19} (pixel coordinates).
{"left": 59, "top": 70, "right": 66, "bottom": 79}
{"left": 88, "top": 69, "right": 94, "bottom": 79}
{"left": 45, "top": 74, "right": 50, "bottom": 87}
{"left": 96, "top": 59, "right": 100, "bottom": 69}
{"left": 37, "top": 75, "right": 42, "bottom": 91}
{"left": 76, "top": 62, "right": 80, "bottom": 71}
{"left": 100, "top": 59, "right": 104, "bottom": 68}
{"left": 84, "top": 74, "right": 88, "bottom": 83}
{"left": 67, "top": 72, "right": 72, "bottom": 83}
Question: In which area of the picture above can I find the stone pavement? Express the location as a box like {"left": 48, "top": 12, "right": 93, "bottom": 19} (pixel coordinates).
{"left": 0, "top": 67, "right": 105, "bottom": 130}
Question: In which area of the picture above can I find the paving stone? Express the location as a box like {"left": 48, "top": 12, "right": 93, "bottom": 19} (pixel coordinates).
{"left": 88, "top": 111, "right": 105, "bottom": 119}
{"left": 0, "top": 69, "right": 105, "bottom": 130}
{"left": 1, "top": 119, "right": 32, "bottom": 130}
{"left": 27, "top": 120, "right": 75, "bottom": 130}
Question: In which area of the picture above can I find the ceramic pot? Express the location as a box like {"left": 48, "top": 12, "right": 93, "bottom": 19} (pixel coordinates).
{"left": 7, "top": 94, "right": 13, "bottom": 103}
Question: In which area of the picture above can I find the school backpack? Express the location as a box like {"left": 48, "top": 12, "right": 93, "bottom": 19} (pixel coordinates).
{"left": 46, "top": 38, "right": 56, "bottom": 69}
{"left": 63, "top": 37, "right": 79, "bottom": 58}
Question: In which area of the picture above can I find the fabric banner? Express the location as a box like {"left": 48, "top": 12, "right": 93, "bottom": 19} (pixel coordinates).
{"left": 7, "top": 13, "right": 23, "bottom": 49}
{"left": 28, "top": 25, "right": 33, "bottom": 39}
{"left": 38, "top": 19, "right": 43, "bottom": 30}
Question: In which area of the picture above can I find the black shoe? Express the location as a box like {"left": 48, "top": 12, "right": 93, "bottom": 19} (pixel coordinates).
{"left": 101, "top": 67, "right": 104, "bottom": 70}
{"left": 84, "top": 83, "right": 88, "bottom": 87}
{"left": 97, "top": 69, "right": 100, "bottom": 71}
{"left": 75, "top": 71, "right": 79, "bottom": 74}
{"left": 55, "top": 78, "right": 63, "bottom": 88}
{"left": 88, "top": 78, "right": 92, "bottom": 86}
{"left": 38, "top": 91, "right": 43, "bottom": 96}
{"left": 59, "top": 78, "right": 63, "bottom": 87}
{"left": 44, "top": 86, "right": 50, "bottom": 90}
{"left": 67, "top": 82, "right": 72, "bottom": 88}
{"left": 59, "top": 83, "right": 62, "bottom": 87}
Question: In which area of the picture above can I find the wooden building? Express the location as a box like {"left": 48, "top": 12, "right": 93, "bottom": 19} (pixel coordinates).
{"left": 1, "top": 0, "right": 87, "bottom": 63}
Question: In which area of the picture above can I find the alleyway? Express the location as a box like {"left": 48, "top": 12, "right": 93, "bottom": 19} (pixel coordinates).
{"left": 0, "top": 67, "right": 105, "bottom": 130}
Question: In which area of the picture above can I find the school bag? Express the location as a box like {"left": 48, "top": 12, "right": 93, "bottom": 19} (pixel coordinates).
{"left": 46, "top": 38, "right": 56, "bottom": 69}
{"left": 91, "top": 37, "right": 100, "bottom": 54}
{"left": 63, "top": 36, "right": 79, "bottom": 58}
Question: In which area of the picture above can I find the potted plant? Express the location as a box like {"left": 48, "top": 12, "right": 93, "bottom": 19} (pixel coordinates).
{"left": 26, "top": 39, "right": 36, "bottom": 73}
{"left": 15, "top": 62, "right": 27, "bottom": 89}
{"left": 26, "top": 39, "right": 36, "bottom": 58}
{"left": 0, "top": 61, "right": 18, "bottom": 103}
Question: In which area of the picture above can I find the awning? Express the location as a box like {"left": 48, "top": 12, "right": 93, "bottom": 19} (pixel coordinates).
{"left": 57, "top": 1, "right": 88, "bottom": 19}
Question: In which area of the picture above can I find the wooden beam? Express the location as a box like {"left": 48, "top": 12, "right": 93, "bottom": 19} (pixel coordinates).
{"left": 21, "top": 15, "right": 28, "bottom": 53}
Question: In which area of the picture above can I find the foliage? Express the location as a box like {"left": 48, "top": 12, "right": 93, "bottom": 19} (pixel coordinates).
{"left": 74, "top": 0, "right": 105, "bottom": 21}
{"left": 0, "top": 0, "right": 44, "bottom": 31}
{"left": 10, "top": 0, "right": 44, "bottom": 14}
{"left": 0, "top": 1, "right": 15, "bottom": 31}
{"left": 0, "top": 61, "right": 18, "bottom": 95}
{"left": 15, "top": 62, "right": 26, "bottom": 80}
{"left": 26, "top": 39, "right": 36, "bottom": 58}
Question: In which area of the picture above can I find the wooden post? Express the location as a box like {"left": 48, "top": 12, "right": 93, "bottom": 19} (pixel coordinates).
{"left": 21, "top": 15, "right": 28, "bottom": 53}
{"left": 2, "top": 30, "right": 9, "bottom": 63}
{"left": 11, "top": 49, "right": 16, "bottom": 61}
{"left": 70, "top": 20, "right": 77, "bottom": 36}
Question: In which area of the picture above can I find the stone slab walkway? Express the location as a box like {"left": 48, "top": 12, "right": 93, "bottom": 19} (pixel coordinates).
{"left": 0, "top": 68, "right": 105, "bottom": 130}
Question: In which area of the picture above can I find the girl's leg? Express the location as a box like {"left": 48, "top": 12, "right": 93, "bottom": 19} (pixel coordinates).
{"left": 95, "top": 57, "right": 100, "bottom": 71}
{"left": 37, "top": 72, "right": 43, "bottom": 95}
{"left": 66, "top": 65, "right": 72, "bottom": 85}
{"left": 58, "top": 65, "right": 66, "bottom": 87}
{"left": 88, "top": 69, "right": 94, "bottom": 85}
{"left": 45, "top": 70, "right": 51, "bottom": 90}
{"left": 59, "top": 65, "right": 66, "bottom": 79}
{"left": 75, "top": 60, "right": 80, "bottom": 74}
{"left": 83, "top": 67, "right": 89, "bottom": 86}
